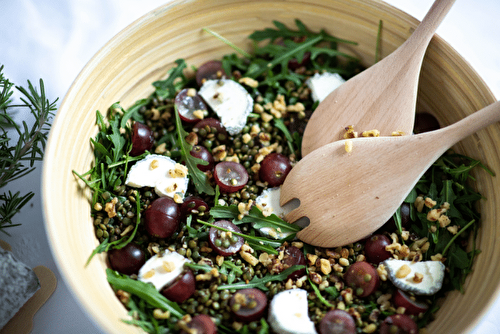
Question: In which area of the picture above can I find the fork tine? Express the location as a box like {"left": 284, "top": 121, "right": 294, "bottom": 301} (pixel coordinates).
{"left": 284, "top": 206, "right": 306, "bottom": 224}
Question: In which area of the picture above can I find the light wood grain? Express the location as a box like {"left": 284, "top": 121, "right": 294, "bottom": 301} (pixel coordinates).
{"left": 282, "top": 100, "right": 500, "bottom": 247}
{"left": 41, "top": 0, "right": 500, "bottom": 333}
{"left": 301, "top": 0, "right": 456, "bottom": 156}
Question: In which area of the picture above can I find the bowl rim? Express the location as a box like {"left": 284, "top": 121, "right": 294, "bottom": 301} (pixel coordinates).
{"left": 41, "top": 0, "right": 499, "bottom": 333}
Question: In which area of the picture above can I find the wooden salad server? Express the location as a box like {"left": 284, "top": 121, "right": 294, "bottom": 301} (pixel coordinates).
{"left": 301, "top": 0, "right": 456, "bottom": 157}
{"left": 281, "top": 100, "right": 500, "bottom": 247}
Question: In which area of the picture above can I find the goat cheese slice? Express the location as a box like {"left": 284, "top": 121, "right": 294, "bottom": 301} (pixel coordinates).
{"left": 306, "top": 72, "right": 345, "bottom": 102}
{"left": 138, "top": 250, "right": 189, "bottom": 291}
{"left": 255, "top": 187, "right": 300, "bottom": 239}
{"left": 125, "top": 154, "right": 189, "bottom": 199}
{"left": 0, "top": 248, "right": 40, "bottom": 329}
{"left": 268, "top": 289, "right": 317, "bottom": 334}
{"left": 383, "top": 259, "right": 445, "bottom": 296}
{"left": 198, "top": 79, "right": 253, "bottom": 135}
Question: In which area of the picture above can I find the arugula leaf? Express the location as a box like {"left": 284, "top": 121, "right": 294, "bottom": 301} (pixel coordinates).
{"left": 106, "top": 269, "right": 185, "bottom": 319}
{"left": 118, "top": 99, "right": 149, "bottom": 128}
{"left": 246, "top": 35, "right": 323, "bottom": 78}
{"left": 203, "top": 28, "right": 251, "bottom": 58}
{"left": 218, "top": 265, "right": 304, "bottom": 291}
{"left": 210, "top": 204, "right": 242, "bottom": 222}
{"left": 210, "top": 204, "right": 301, "bottom": 235}
{"left": 249, "top": 19, "right": 356, "bottom": 45}
{"left": 246, "top": 206, "right": 300, "bottom": 234}
{"left": 308, "top": 277, "right": 334, "bottom": 308}
{"left": 219, "top": 260, "right": 244, "bottom": 285}
{"left": 184, "top": 261, "right": 213, "bottom": 273}
{"left": 196, "top": 219, "right": 282, "bottom": 253}
{"left": 85, "top": 237, "right": 109, "bottom": 266}
{"left": 273, "top": 118, "right": 296, "bottom": 154}
{"left": 153, "top": 59, "right": 188, "bottom": 99}
{"left": 174, "top": 107, "right": 215, "bottom": 195}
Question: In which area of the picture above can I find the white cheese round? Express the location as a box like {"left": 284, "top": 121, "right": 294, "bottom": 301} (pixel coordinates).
{"left": 306, "top": 72, "right": 345, "bottom": 102}
{"left": 255, "top": 187, "right": 300, "bottom": 239}
{"left": 268, "top": 289, "right": 317, "bottom": 334}
{"left": 137, "top": 250, "right": 190, "bottom": 291}
{"left": 198, "top": 79, "right": 253, "bottom": 135}
{"left": 124, "top": 154, "right": 189, "bottom": 199}
{"left": 383, "top": 259, "right": 445, "bottom": 295}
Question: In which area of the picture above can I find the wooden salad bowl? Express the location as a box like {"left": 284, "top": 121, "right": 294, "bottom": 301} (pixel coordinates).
{"left": 42, "top": 0, "right": 500, "bottom": 333}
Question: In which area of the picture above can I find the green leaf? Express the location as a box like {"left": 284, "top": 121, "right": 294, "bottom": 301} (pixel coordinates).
{"left": 203, "top": 28, "right": 252, "bottom": 58}
{"left": 119, "top": 99, "right": 149, "bottom": 128}
{"left": 309, "top": 277, "right": 334, "bottom": 308}
{"left": 85, "top": 238, "right": 109, "bottom": 267}
{"left": 153, "top": 59, "right": 188, "bottom": 99}
{"left": 274, "top": 118, "right": 296, "bottom": 154}
{"left": 245, "top": 206, "right": 300, "bottom": 235}
{"left": 210, "top": 204, "right": 241, "bottom": 222}
{"left": 448, "top": 244, "right": 469, "bottom": 269}
{"left": 218, "top": 265, "right": 304, "bottom": 291}
{"left": 210, "top": 204, "right": 301, "bottom": 236}
{"left": 106, "top": 269, "right": 185, "bottom": 319}
{"left": 196, "top": 219, "right": 282, "bottom": 253}
{"left": 174, "top": 107, "right": 215, "bottom": 195}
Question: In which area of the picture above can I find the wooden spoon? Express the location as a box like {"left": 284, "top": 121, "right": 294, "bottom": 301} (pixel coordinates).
{"left": 281, "top": 100, "right": 500, "bottom": 247}
{"left": 301, "top": 0, "right": 456, "bottom": 157}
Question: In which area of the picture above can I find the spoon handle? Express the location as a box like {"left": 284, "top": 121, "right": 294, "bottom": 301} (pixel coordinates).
{"left": 437, "top": 100, "right": 500, "bottom": 147}
{"left": 400, "top": 0, "right": 456, "bottom": 61}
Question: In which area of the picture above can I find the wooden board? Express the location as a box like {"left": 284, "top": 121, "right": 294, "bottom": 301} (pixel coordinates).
{"left": 0, "top": 242, "right": 57, "bottom": 334}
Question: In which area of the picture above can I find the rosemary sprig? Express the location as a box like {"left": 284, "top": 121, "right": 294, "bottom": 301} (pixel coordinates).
{"left": 0, "top": 65, "right": 57, "bottom": 234}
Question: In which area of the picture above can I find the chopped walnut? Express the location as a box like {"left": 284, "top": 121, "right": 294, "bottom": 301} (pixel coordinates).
{"left": 225, "top": 154, "right": 240, "bottom": 163}
{"left": 345, "top": 139, "right": 353, "bottom": 153}
{"left": 173, "top": 193, "right": 183, "bottom": 204}
{"left": 192, "top": 109, "right": 205, "bottom": 120}
{"left": 253, "top": 103, "right": 264, "bottom": 113}
{"left": 338, "top": 258, "right": 350, "bottom": 267}
{"left": 161, "top": 261, "right": 176, "bottom": 273}
{"left": 250, "top": 124, "right": 261, "bottom": 136}
{"left": 320, "top": 258, "right": 332, "bottom": 275}
{"left": 169, "top": 163, "right": 188, "bottom": 178}
{"left": 427, "top": 209, "right": 441, "bottom": 221}
{"left": 307, "top": 253, "right": 318, "bottom": 266}
{"left": 150, "top": 159, "right": 160, "bottom": 170}
{"left": 361, "top": 129, "right": 380, "bottom": 137}
{"left": 259, "top": 253, "right": 272, "bottom": 266}
{"left": 186, "top": 88, "right": 197, "bottom": 97}
{"left": 447, "top": 225, "right": 459, "bottom": 235}
{"left": 155, "top": 142, "right": 167, "bottom": 154}
{"left": 424, "top": 197, "right": 437, "bottom": 208}
{"left": 105, "top": 197, "right": 119, "bottom": 218}
{"left": 343, "top": 125, "right": 358, "bottom": 139}
{"left": 413, "top": 272, "right": 424, "bottom": 283}
{"left": 153, "top": 309, "right": 171, "bottom": 320}
{"left": 430, "top": 253, "right": 444, "bottom": 262}
{"left": 116, "top": 290, "right": 131, "bottom": 304}
{"left": 414, "top": 195, "right": 425, "bottom": 212}
{"left": 438, "top": 215, "right": 451, "bottom": 227}
{"left": 261, "top": 112, "right": 274, "bottom": 123}
{"left": 196, "top": 272, "right": 214, "bottom": 281}
{"left": 238, "top": 77, "right": 259, "bottom": 88}
{"left": 185, "top": 132, "right": 198, "bottom": 146}
{"left": 309, "top": 271, "right": 322, "bottom": 285}
{"left": 396, "top": 264, "right": 411, "bottom": 278}
{"left": 286, "top": 102, "right": 305, "bottom": 112}
{"left": 391, "top": 130, "right": 405, "bottom": 136}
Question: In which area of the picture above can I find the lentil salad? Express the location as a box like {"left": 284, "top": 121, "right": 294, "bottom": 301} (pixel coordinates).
{"left": 75, "top": 20, "right": 491, "bottom": 334}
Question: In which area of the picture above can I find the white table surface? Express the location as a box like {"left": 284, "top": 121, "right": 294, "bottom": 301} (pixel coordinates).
{"left": 1, "top": 0, "right": 499, "bottom": 333}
